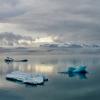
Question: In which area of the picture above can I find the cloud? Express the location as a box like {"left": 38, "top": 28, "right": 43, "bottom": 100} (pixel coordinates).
{"left": 0, "top": 32, "right": 33, "bottom": 47}
{"left": 0, "top": 0, "right": 100, "bottom": 43}
{"left": 0, "top": 32, "right": 57, "bottom": 47}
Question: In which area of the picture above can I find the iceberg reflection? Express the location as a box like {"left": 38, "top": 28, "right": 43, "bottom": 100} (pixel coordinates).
{"left": 59, "top": 71, "right": 88, "bottom": 79}
{"left": 67, "top": 72, "right": 87, "bottom": 79}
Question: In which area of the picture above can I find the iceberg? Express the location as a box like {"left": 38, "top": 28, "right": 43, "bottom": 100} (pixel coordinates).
{"left": 6, "top": 71, "right": 48, "bottom": 85}
{"left": 59, "top": 65, "right": 87, "bottom": 74}
{"left": 58, "top": 65, "right": 88, "bottom": 79}
{"left": 73, "top": 66, "right": 87, "bottom": 73}
{"left": 68, "top": 65, "right": 87, "bottom": 73}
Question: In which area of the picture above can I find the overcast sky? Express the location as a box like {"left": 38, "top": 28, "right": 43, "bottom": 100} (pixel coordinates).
{"left": 0, "top": 0, "right": 100, "bottom": 45}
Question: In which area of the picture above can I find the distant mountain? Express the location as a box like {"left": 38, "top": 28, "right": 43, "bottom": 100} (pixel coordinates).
{"left": 66, "top": 44, "right": 82, "bottom": 48}
{"left": 0, "top": 43, "right": 100, "bottom": 55}
{"left": 39, "top": 43, "right": 100, "bottom": 48}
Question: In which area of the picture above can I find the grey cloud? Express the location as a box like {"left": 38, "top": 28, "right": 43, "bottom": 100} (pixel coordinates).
{"left": 0, "top": 0, "right": 29, "bottom": 20}
{"left": 0, "top": 32, "right": 33, "bottom": 46}
{"left": 0, "top": 32, "right": 32, "bottom": 41}
{"left": 0, "top": 0, "right": 19, "bottom": 6}
{"left": 0, "top": 0, "right": 100, "bottom": 43}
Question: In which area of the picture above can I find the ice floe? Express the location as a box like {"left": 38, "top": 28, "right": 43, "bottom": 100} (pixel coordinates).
{"left": 6, "top": 71, "right": 48, "bottom": 85}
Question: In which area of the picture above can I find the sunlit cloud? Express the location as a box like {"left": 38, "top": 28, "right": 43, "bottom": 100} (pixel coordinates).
{"left": 0, "top": 23, "right": 17, "bottom": 32}
{"left": 18, "top": 39, "right": 32, "bottom": 45}
{"left": 0, "top": 32, "right": 58, "bottom": 47}
{"left": 34, "top": 36, "right": 54, "bottom": 43}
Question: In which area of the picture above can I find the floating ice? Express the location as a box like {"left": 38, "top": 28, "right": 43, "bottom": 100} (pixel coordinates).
{"left": 6, "top": 71, "right": 48, "bottom": 85}
{"left": 73, "top": 66, "right": 87, "bottom": 73}
{"left": 4, "top": 57, "right": 28, "bottom": 63}
{"left": 68, "top": 65, "right": 87, "bottom": 73}
{"left": 58, "top": 65, "right": 88, "bottom": 79}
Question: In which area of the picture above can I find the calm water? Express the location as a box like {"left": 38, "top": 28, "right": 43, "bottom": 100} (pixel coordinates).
{"left": 0, "top": 53, "right": 100, "bottom": 100}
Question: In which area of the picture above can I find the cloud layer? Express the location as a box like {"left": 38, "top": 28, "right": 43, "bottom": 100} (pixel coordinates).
{"left": 0, "top": 32, "right": 57, "bottom": 47}
{"left": 0, "top": 0, "right": 100, "bottom": 43}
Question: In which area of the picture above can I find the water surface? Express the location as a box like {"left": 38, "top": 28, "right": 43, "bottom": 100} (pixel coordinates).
{"left": 0, "top": 53, "right": 100, "bottom": 100}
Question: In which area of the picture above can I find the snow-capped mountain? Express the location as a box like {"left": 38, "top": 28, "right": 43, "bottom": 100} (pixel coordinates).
{"left": 39, "top": 43, "right": 100, "bottom": 48}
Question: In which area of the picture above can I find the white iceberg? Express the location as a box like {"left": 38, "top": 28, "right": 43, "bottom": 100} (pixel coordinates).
{"left": 6, "top": 71, "right": 48, "bottom": 85}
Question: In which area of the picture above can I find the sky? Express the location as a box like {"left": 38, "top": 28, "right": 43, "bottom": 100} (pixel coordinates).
{"left": 0, "top": 0, "right": 100, "bottom": 46}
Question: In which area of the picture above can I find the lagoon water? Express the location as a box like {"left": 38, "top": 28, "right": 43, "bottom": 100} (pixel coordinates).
{"left": 0, "top": 53, "right": 100, "bottom": 100}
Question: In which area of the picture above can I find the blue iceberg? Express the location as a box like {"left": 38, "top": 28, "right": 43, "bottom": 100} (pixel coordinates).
{"left": 68, "top": 65, "right": 87, "bottom": 73}
{"left": 59, "top": 65, "right": 88, "bottom": 79}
